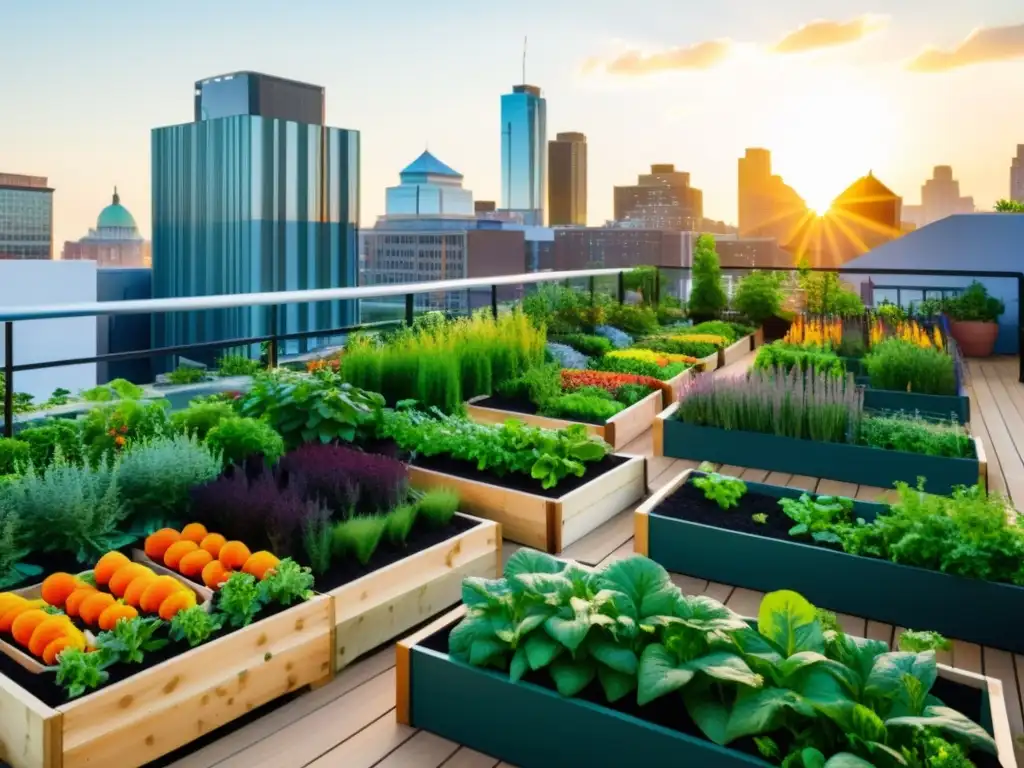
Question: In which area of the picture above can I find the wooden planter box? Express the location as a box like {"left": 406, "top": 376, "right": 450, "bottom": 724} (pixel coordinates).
{"left": 751, "top": 327, "right": 764, "bottom": 350}
{"left": 660, "top": 365, "right": 698, "bottom": 403}
{"left": 854, "top": 375, "right": 971, "bottom": 424}
{"left": 0, "top": 596, "right": 332, "bottom": 768}
{"left": 719, "top": 334, "right": 753, "bottom": 368}
{"left": 407, "top": 456, "right": 647, "bottom": 554}
{"left": 695, "top": 350, "right": 719, "bottom": 372}
{"left": 330, "top": 514, "right": 500, "bottom": 671}
{"left": 653, "top": 402, "right": 986, "bottom": 496}
{"left": 635, "top": 469, "right": 1024, "bottom": 652}
{"left": 397, "top": 607, "right": 1017, "bottom": 768}
{"left": 466, "top": 388, "right": 663, "bottom": 451}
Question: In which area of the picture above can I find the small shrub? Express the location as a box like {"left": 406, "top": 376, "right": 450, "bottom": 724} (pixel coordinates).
{"left": 540, "top": 392, "right": 625, "bottom": 422}
{"left": 170, "top": 401, "right": 237, "bottom": 440}
{"left": 0, "top": 439, "right": 29, "bottom": 475}
{"left": 864, "top": 338, "right": 957, "bottom": 396}
{"left": 688, "top": 321, "right": 740, "bottom": 343}
{"left": 217, "top": 354, "right": 262, "bottom": 377}
{"left": 495, "top": 364, "right": 562, "bottom": 407}
{"left": 594, "top": 325, "right": 633, "bottom": 349}
{"left": 167, "top": 366, "right": 207, "bottom": 385}
{"left": 205, "top": 417, "right": 285, "bottom": 468}
{"left": 732, "top": 271, "right": 784, "bottom": 325}
{"left": 637, "top": 336, "right": 719, "bottom": 359}
{"left": 615, "top": 383, "right": 654, "bottom": 406}
{"left": 16, "top": 421, "right": 85, "bottom": 468}
{"left": 416, "top": 488, "right": 459, "bottom": 528}
{"left": 549, "top": 334, "right": 612, "bottom": 357}
{"left": 604, "top": 303, "right": 659, "bottom": 336}
{"left": 688, "top": 234, "right": 727, "bottom": 317}
{"left": 943, "top": 281, "right": 1004, "bottom": 323}
{"left": 80, "top": 399, "right": 170, "bottom": 462}
{"left": 858, "top": 415, "right": 973, "bottom": 458}
{"left": 278, "top": 443, "right": 408, "bottom": 514}
{"left": 754, "top": 342, "right": 845, "bottom": 378}
{"left": 545, "top": 342, "right": 589, "bottom": 370}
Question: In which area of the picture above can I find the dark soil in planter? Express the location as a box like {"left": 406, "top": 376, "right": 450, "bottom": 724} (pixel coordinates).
{"left": 0, "top": 597, "right": 297, "bottom": 708}
{"left": 363, "top": 438, "right": 631, "bottom": 499}
{"left": 420, "top": 625, "right": 997, "bottom": 767}
{"left": 308, "top": 514, "right": 481, "bottom": 593}
{"left": 473, "top": 394, "right": 607, "bottom": 426}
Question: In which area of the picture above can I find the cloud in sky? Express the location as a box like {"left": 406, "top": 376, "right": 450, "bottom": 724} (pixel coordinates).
{"left": 772, "top": 16, "right": 888, "bottom": 54}
{"left": 907, "top": 23, "right": 1024, "bottom": 72}
{"left": 583, "top": 39, "right": 732, "bottom": 76}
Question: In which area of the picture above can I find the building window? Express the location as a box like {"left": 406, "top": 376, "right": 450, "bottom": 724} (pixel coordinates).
{"left": 872, "top": 285, "right": 963, "bottom": 309}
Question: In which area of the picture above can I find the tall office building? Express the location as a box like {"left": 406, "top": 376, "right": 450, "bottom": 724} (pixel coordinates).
{"left": 500, "top": 84, "right": 547, "bottom": 225}
{"left": 0, "top": 173, "right": 53, "bottom": 260}
{"left": 152, "top": 73, "right": 358, "bottom": 355}
{"left": 1012, "top": 145, "right": 1024, "bottom": 203}
{"left": 548, "top": 132, "right": 587, "bottom": 226}
{"left": 613, "top": 164, "right": 703, "bottom": 231}
{"left": 737, "top": 148, "right": 807, "bottom": 240}
{"left": 901, "top": 166, "right": 974, "bottom": 228}
{"left": 194, "top": 71, "right": 324, "bottom": 124}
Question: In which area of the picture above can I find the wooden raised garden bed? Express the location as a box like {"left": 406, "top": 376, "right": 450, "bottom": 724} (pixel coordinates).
{"left": 653, "top": 402, "right": 986, "bottom": 496}
{"left": 0, "top": 595, "right": 332, "bottom": 768}
{"left": 396, "top": 607, "right": 1017, "bottom": 768}
{"left": 331, "top": 514, "right": 500, "bottom": 671}
{"left": 466, "top": 388, "right": 664, "bottom": 451}
{"left": 635, "top": 468, "right": 1024, "bottom": 653}
{"left": 406, "top": 456, "right": 647, "bottom": 554}
{"left": 718, "top": 334, "right": 754, "bottom": 368}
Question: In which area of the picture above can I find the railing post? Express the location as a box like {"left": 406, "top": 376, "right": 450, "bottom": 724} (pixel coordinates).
{"left": 654, "top": 268, "right": 661, "bottom": 308}
{"left": 588, "top": 275, "right": 595, "bottom": 304}
{"left": 617, "top": 271, "right": 625, "bottom": 304}
{"left": 405, "top": 293, "right": 414, "bottom": 326}
{"left": 267, "top": 306, "right": 279, "bottom": 369}
{"left": 1018, "top": 274, "right": 1024, "bottom": 384}
{"left": 490, "top": 284, "right": 498, "bottom": 319}
{"left": 3, "top": 322, "right": 13, "bottom": 438}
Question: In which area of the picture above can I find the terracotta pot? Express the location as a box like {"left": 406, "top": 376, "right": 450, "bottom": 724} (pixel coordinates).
{"left": 948, "top": 319, "right": 999, "bottom": 357}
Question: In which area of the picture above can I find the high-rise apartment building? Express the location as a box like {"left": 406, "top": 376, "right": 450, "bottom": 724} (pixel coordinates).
{"left": 613, "top": 164, "right": 703, "bottom": 231}
{"left": 901, "top": 166, "right": 974, "bottom": 228}
{"left": 152, "top": 74, "right": 358, "bottom": 355}
{"left": 1012, "top": 145, "right": 1024, "bottom": 203}
{"left": 0, "top": 173, "right": 53, "bottom": 260}
{"left": 548, "top": 132, "right": 587, "bottom": 226}
{"left": 194, "top": 71, "right": 324, "bottom": 124}
{"left": 737, "top": 148, "right": 806, "bottom": 240}
{"left": 501, "top": 84, "right": 547, "bottom": 225}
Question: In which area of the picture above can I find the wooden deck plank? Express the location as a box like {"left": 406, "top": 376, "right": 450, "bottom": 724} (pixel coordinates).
{"left": 976, "top": 362, "right": 1024, "bottom": 509}
{"left": 983, "top": 648, "right": 1024, "bottom": 752}
{"left": 815, "top": 479, "right": 859, "bottom": 499}
{"left": 725, "top": 588, "right": 764, "bottom": 618}
{"left": 648, "top": 459, "right": 700, "bottom": 491}
{"left": 596, "top": 540, "right": 635, "bottom": 566}
{"left": 702, "top": 582, "right": 735, "bottom": 603}
{"left": 307, "top": 713, "right": 417, "bottom": 767}
{"left": 763, "top": 472, "right": 793, "bottom": 486}
{"left": 369, "top": 729, "right": 461, "bottom": 768}
{"left": 786, "top": 475, "right": 820, "bottom": 493}
{"left": 951, "top": 640, "right": 983, "bottom": 674}
{"left": 439, "top": 747, "right": 502, "bottom": 768}
{"left": 560, "top": 506, "right": 635, "bottom": 566}
{"left": 670, "top": 573, "right": 710, "bottom": 595}
{"left": 865, "top": 621, "right": 894, "bottom": 647}
{"left": 967, "top": 361, "right": 1023, "bottom": 505}
{"left": 835, "top": 613, "right": 867, "bottom": 637}
{"left": 739, "top": 468, "right": 770, "bottom": 483}
{"left": 718, "top": 465, "right": 746, "bottom": 477}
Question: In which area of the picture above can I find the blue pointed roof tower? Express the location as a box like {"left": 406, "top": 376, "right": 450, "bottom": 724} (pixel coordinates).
{"left": 385, "top": 150, "right": 473, "bottom": 217}
{"left": 399, "top": 150, "right": 463, "bottom": 181}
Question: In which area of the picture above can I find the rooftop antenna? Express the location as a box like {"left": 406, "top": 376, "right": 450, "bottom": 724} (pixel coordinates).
{"left": 522, "top": 36, "right": 527, "bottom": 84}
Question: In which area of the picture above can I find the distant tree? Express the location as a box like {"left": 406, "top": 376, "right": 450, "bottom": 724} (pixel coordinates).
{"left": 688, "top": 234, "right": 727, "bottom": 319}
{"left": 994, "top": 199, "right": 1024, "bottom": 212}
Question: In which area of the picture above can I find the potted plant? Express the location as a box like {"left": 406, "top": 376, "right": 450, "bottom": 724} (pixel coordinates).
{"left": 686, "top": 235, "right": 726, "bottom": 324}
{"left": 943, "top": 281, "right": 1004, "bottom": 357}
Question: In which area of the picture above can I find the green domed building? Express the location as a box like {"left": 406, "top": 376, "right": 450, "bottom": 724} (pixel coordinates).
{"left": 62, "top": 187, "right": 150, "bottom": 266}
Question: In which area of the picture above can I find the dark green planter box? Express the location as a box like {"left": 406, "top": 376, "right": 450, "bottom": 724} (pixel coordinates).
{"left": 643, "top": 477, "right": 1024, "bottom": 653}
{"left": 661, "top": 419, "right": 983, "bottom": 496}
{"left": 401, "top": 615, "right": 769, "bottom": 768}
{"left": 854, "top": 376, "right": 970, "bottom": 424}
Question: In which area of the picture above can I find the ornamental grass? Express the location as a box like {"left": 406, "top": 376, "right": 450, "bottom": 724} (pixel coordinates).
{"left": 676, "top": 367, "right": 863, "bottom": 444}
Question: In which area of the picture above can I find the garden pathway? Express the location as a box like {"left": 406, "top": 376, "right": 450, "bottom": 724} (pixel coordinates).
{"left": 162, "top": 353, "right": 1024, "bottom": 768}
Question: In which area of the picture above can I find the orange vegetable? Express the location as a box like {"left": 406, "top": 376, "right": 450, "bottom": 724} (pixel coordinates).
{"left": 201, "top": 560, "right": 231, "bottom": 590}
{"left": 108, "top": 563, "right": 153, "bottom": 598}
{"left": 140, "top": 576, "right": 185, "bottom": 613}
{"left": 163, "top": 540, "right": 199, "bottom": 570}
{"left": 0, "top": 593, "right": 27, "bottom": 616}
{"left": 180, "top": 523, "right": 208, "bottom": 544}
{"left": 64, "top": 586, "right": 98, "bottom": 618}
{"left": 42, "top": 636, "right": 77, "bottom": 665}
{"left": 144, "top": 528, "right": 181, "bottom": 560}
{"left": 158, "top": 590, "right": 197, "bottom": 620}
{"left": 218, "top": 541, "right": 251, "bottom": 570}
{"left": 40, "top": 572, "right": 80, "bottom": 607}
{"left": 28, "top": 616, "right": 74, "bottom": 657}
{"left": 122, "top": 575, "right": 158, "bottom": 608}
{"left": 0, "top": 599, "right": 43, "bottom": 633}
{"left": 178, "top": 549, "right": 213, "bottom": 578}
{"left": 78, "top": 593, "right": 117, "bottom": 626}
{"left": 242, "top": 551, "right": 280, "bottom": 581}
{"left": 11, "top": 609, "right": 51, "bottom": 646}
{"left": 93, "top": 551, "right": 131, "bottom": 586}
{"left": 98, "top": 602, "right": 139, "bottom": 631}
{"left": 199, "top": 533, "right": 227, "bottom": 558}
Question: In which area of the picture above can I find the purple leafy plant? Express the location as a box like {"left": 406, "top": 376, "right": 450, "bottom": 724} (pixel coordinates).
{"left": 278, "top": 443, "right": 408, "bottom": 516}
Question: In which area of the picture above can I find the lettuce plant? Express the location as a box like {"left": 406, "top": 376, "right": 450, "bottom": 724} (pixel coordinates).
{"left": 451, "top": 551, "right": 998, "bottom": 766}
{"left": 692, "top": 466, "right": 747, "bottom": 510}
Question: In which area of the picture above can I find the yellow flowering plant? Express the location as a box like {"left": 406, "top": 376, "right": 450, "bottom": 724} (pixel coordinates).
{"left": 606, "top": 349, "right": 699, "bottom": 366}
{"left": 784, "top": 316, "right": 842, "bottom": 349}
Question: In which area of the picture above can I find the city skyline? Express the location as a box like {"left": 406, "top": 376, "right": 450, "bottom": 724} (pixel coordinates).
{"left": 2, "top": 0, "right": 1023, "bottom": 248}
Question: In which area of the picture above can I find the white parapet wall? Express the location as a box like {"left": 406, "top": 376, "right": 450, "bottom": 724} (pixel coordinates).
{"left": 0, "top": 260, "right": 98, "bottom": 401}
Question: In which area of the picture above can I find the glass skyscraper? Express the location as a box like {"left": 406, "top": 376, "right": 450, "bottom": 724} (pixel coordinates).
{"left": 500, "top": 85, "right": 547, "bottom": 226}
{"left": 194, "top": 72, "right": 325, "bottom": 125}
{"left": 0, "top": 174, "right": 53, "bottom": 260}
{"left": 151, "top": 114, "right": 359, "bottom": 354}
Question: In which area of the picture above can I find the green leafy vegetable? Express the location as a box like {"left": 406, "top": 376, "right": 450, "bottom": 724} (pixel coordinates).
{"left": 169, "top": 605, "right": 224, "bottom": 648}
{"left": 258, "top": 558, "right": 314, "bottom": 605}
{"left": 217, "top": 571, "right": 264, "bottom": 628}
{"left": 55, "top": 648, "right": 111, "bottom": 699}
{"left": 95, "top": 616, "right": 168, "bottom": 664}
{"left": 692, "top": 465, "right": 747, "bottom": 510}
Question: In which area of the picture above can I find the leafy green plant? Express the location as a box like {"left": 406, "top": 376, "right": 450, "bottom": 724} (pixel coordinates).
{"left": 540, "top": 392, "right": 625, "bottom": 422}
{"left": 80, "top": 398, "right": 170, "bottom": 462}
{"left": 522, "top": 283, "right": 606, "bottom": 334}
{"left": 943, "top": 281, "right": 1004, "bottom": 323}
{"left": 615, "top": 383, "right": 653, "bottom": 407}
{"left": 637, "top": 336, "right": 719, "bottom": 359}
{"left": 548, "top": 333, "right": 613, "bottom": 357}
{"left": 688, "top": 321, "right": 743, "bottom": 343}
{"left": 732, "top": 271, "right": 784, "bottom": 325}
{"left": 385, "top": 503, "right": 418, "bottom": 545}
{"left": 204, "top": 416, "right": 285, "bottom": 468}
{"left": 416, "top": 488, "right": 460, "bottom": 527}
{"left": 859, "top": 415, "right": 973, "bottom": 458}
{"left": 3, "top": 453, "right": 133, "bottom": 564}
{"left": 588, "top": 354, "right": 688, "bottom": 381}
{"left": 688, "top": 234, "right": 727, "bottom": 317}
{"left": 240, "top": 370, "right": 385, "bottom": 447}
{"left": 95, "top": 616, "right": 168, "bottom": 664}
{"left": 116, "top": 434, "right": 222, "bottom": 530}
{"left": 218, "top": 571, "right": 264, "bottom": 628}
{"left": 167, "top": 365, "right": 207, "bottom": 385}
{"left": 0, "top": 497, "right": 40, "bottom": 589}
{"left": 605, "top": 303, "right": 659, "bottom": 336}
{"left": 55, "top": 648, "right": 110, "bottom": 698}
{"left": 81, "top": 378, "right": 144, "bottom": 402}
{"left": 623, "top": 265, "right": 659, "bottom": 305}
{"left": 802, "top": 272, "right": 865, "bottom": 316}
{"left": 258, "top": 558, "right": 314, "bottom": 605}
{"left": 864, "top": 338, "right": 956, "bottom": 396}
{"left": 170, "top": 401, "right": 237, "bottom": 440}
{"left": 495, "top": 363, "right": 563, "bottom": 408}
{"left": 898, "top": 629, "right": 952, "bottom": 654}
{"left": 169, "top": 605, "right": 225, "bottom": 647}
{"left": 333, "top": 515, "right": 389, "bottom": 565}
{"left": 751, "top": 513, "right": 768, "bottom": 525}
{"left": 0, "top": 438, "right": 29, "bottom": 475}
{"left": 778, "top": 493, "right": 856, "bottom": 544}
{"left": 691, "top": 466, "right": 747, "bottom": 509}
{"left": 16, "top": 420, "right": 85, "bottom": 468}
{"left": 302, "top": 504, "right": 333, "bottom": 576}
{"left": 754, "top": 342, "right": 846, "bottom": 378}
{"left": 217, "top": 354, "right": 263, "bottom": 377}
{"left": 994, "top": 198, "right": 1024, "bottom": 213}
{"left": 45, "top": 388, "right": 72, "bottom": 407}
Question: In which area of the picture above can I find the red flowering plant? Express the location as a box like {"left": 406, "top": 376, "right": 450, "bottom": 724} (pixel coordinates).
{"left": 560, "top": 369, "right": 662, "bottom": 396}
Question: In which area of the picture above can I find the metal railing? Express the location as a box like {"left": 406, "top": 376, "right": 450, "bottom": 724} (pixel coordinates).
{"left": 2, "top": 264, "right": 1021, "bottom": 437}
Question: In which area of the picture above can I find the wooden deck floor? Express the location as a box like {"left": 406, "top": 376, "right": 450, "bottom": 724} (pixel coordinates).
{"left": 165, "top": 354, "right": 1024, "bottom": 768}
